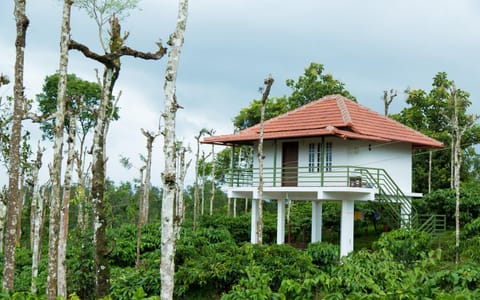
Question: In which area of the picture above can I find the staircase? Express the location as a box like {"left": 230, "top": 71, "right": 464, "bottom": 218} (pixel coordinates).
{"left": 359, "top": 168, "right": 446, "bottom": 235}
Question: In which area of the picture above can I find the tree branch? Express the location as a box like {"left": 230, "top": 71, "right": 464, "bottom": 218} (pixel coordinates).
{"left": 69, "top": 39, "right": 115, "bottom": 68}
{"left": 120, "top": 41, "right": 167, "bottom": 60}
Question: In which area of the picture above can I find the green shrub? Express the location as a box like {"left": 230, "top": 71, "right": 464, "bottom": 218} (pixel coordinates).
{"left": 373, "top": 228, "right": 432, "bottom": 265}
{"left": 221, "top": 266, "right": 284, "bottom": 300}
{"left": 305, "top": 242, "right": 339, "bottom": 272}
{"left": 252, "top": 244, "right": 319, "bottom": 291}
{"left": 110, "top": 267, "right": 160, "bottom": 299}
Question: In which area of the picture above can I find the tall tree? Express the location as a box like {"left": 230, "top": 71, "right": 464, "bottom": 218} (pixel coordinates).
{"left": 57, "top": 112, "right": 76, "bottom": 298}
{"left": 447, "top": 84, "right": 479, "bottom": 263}
{"left": 209, "top": 140, "right": 216, "bottom": 215}
{"left": 160, "top": 0, "right": 189, "bottom": 298}
{"left": 30, "top": 144, "right": 44, "bottom": 294}
{"left": 3, "top": 0, "right": 29, "bottom": 291}
{"left": 46, "top": 1, "right": 72, "bottom": 298}
{"left": 194, "top": 128, "right": 211, "bottom": 230}
{"left": 135, "top": 129, "right": 159, "bottom": 268}
{"left": 140, "top": 128, "right": 159, "bottom": 225}
{"left": 234, "top": 62, "right": 354, "bottom": 130}
{"left": 174, "top": 142, "right": 191, "bottom": 238}
{"left": 286, "top": 62, "right": 355, "bottom": 109}
{"left": 70, "top": 2, "right": 166, "bottom": 296}
{"left": 391, "top": 72, "right": 480, "bottom": 193}
{"left": 256, "top": 75, "right": 274, "bottom": 245}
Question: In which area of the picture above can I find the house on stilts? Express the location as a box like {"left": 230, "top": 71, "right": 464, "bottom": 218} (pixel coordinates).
{"left": 202, "top": 94, "right": 445, "bottom": 257}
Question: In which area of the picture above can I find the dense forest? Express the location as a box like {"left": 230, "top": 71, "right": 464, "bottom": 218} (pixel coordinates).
{"left": 1, "top": 0, "right": 480, "bottom": 299}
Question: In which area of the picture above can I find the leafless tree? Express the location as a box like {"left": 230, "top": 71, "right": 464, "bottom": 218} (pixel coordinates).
{"left": 382, "top": 89, "right": 397, "bottom": 116}
{"left": 3, "top": 0, "right": 29, "bottom": 291}
{"left": 256, "top": 75, "right": 274, "bottom": 245}
{"left": 30, "top": 144, "right": 45, "bottom": 294}
{"left": 69, "top": 11, "right": 166, "bottom": 297}
{"left": 160, "top": 0, "right": 189, "bottom": 298}
{"left": 194, "top": 128, "right": 211, "bottom": 230}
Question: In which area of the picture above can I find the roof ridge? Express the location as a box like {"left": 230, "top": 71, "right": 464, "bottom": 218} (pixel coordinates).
{"left": 335, "top": 95, "right": 353, "bottom": 126}
{"left": 343, "top": 97, "right": 443, "bottom": 145}
{"left": 239, "top": 95, "right": 333, "bottom": 134}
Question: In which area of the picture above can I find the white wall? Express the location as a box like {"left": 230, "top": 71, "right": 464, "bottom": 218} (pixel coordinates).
{"left": 253, "top": 137, "right": 413, "bottom": 193}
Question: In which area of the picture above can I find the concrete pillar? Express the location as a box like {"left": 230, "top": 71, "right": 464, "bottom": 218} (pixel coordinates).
{"left": 251, "top": 198, "right": 258, "bottom": 243}
{"left": 277, "top": 199, "right": 286, "bottom": 244}
{"left": 233, "top": 198, "right": 237, "bottom": 218}
{"left": 311, "top": 200, "right": 323, "bottom": 243}
{"left": 400, "top": 198, "right": 412, "bottom": 228}
{"left": 340, "top": 199, "right": 354, "bottom": 257}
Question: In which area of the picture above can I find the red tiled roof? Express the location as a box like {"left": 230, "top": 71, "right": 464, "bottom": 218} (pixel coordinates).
{"left": 202, "top": 94, "right": 444, "bottom": 148}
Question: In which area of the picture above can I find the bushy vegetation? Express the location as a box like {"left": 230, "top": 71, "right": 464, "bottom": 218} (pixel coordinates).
{"left": 3, "top": 179, "right": 480, "bottom": 299}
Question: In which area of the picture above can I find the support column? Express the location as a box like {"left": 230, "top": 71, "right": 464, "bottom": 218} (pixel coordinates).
{"left": 311, "top": 200, "right": 323, "bottom": 243}
{"left": 400, "top": 198, "right": 412, "bottom": 228}
{"left": 251, "top": 198, "right": 258, "bottom": 243}
{"left": 233, "top": 198, "right": 237, "bottom": 218}
{"left": 277, "top": 199, "right": 285, "bottom": 244}
{"left": 340, "top": 199, "right": 354, "bottom": 257}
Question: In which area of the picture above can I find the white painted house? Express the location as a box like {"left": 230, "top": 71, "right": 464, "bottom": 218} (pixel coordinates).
{"left": 202, "top": 94, "right": 443, "bottom": 256}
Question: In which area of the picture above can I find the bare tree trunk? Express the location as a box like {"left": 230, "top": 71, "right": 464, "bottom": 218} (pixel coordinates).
{"left": 194, "top": 129, "right": 210, "bottom": 230}
{"left": 174, "top": 145, "right": 190, "bottom": 239}
{"left": 92, "top": 67, "right": 114, "bottom": 298}
{"left": 0, "top": 188, "right": 7, "bottom": 254}
{"left": 201, "top": 152, "right": 206, "bottom": 216}
{"left": 46, "top": 1, "right": 71, "bottom": 298}
{"left": 256, "top": 75, "right": 274, "bottom": 245}
{"left": 382, "top": 89, "right": 397, "bottom": 116}
{"left": 30, "top": 145, "right": 44, "bottom": 294}
{"left": 141, "top": 129, "right": 159, "bottom": 225}
{"left": 428, "top": 150, "right": 432, "bottom": 193}
{"left": 449, "top": 85, "right": 478, "bottom": 264}
{"left": 57, "top": 113, "right": 76, "bottom": 298}
{"left": 3, "top": 0, "right": 29, "bottom": 291}
{"left": 133, "top": 166, "right": 145, "bottom": 270}
{"left": 69, "top": 15, "right": 166, "bottom": 296}
{"left": 160, "top": 1, "right": 189, "bottom": 299}
{"left": 210, "top": 144, "right": 215, "bottom": 215}
{"left": 16, "top": 173, "right": 26, "bottom": 244}
{"left": 75, "top": 144, "right": 90, "bottom": 233}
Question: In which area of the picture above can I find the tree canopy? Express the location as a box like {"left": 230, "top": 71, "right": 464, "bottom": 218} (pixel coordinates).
{"left": 233, "top": 62, "right": 355, "bottom": 130}
{"left": 36, "top": 73, "right": 118, "bottom": 140}
{"left": 391, "top": 72, "right": 480, "bottom": 193}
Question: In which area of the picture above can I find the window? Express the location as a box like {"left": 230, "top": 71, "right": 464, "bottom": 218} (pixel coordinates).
{"left": 325, "top": 142, "right": 332, "bottom": 172}
{"left": 309, "top": 143, "right": 324, "bottom": 173}
{"left": 308, "top": 143, "right": 315, "bottom": 172}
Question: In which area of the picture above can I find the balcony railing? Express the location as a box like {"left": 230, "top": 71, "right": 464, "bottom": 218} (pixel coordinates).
{"left": 227, "top": 165, "right": 384, "bottom": 188}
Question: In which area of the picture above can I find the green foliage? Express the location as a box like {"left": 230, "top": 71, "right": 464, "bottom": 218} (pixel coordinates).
{"left": 221, "top": 266, "right": 284, "bottom": 300}
{"left": 373, "top": 229, "right": 432, "bottom": 265}
{"left": 415, "top": 187, "right": 480, "bottom": 227}
{"left": 305, "top": 242, "right": 339, "bottom": 272}
{"left": 36, "top": 73, "right": 112, "bottom": 140}
{"left": 391, "top": 72, "right": 480, "bottom": 193}
{"left": 461, "top": 217, "right": 480, "bottom": 262}
{"left": 254, "top": 244, "right": 318, "bottom": 290}
{"left": 67, "top": 229, "right": 95, "bottom": 299}
{"left": 233, "top": 62, "right": 355, "bottom": 130}
{"left": 285, "top": 62, "right": 356, "bottom": 109}
{"left": 233, "top": 97, "right": 289, "bottom": 130}
{"left": 110, "top": 267, "right": 160, "bottom": 299}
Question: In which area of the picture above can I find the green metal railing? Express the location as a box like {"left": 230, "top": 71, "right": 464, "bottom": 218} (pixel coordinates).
{"left": 228, "top": 165, "right": 445, "bottom": 234}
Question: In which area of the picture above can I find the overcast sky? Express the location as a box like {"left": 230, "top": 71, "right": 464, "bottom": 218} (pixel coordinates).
{"left": 1, "top": 0, "right": 480, "bottom": 188}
